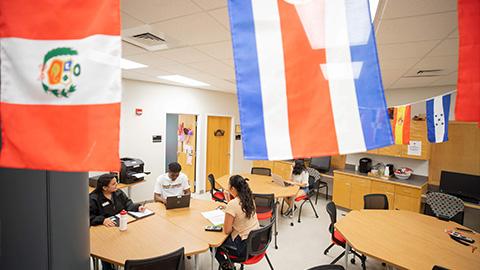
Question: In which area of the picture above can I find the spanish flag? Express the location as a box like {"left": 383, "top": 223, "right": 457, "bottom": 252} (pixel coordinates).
{"left": 393, "top": 105, "right": 411, "bottom": 145}
{"left": 0, "top": 0, "right": 121, "bottom": 171}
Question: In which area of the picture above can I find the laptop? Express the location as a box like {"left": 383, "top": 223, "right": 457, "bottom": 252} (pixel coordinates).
{"left": 166, "top": 194, "right": 191, "bottom": 210}
{"left": 272, "top": 174, "right": 291, "bottom": 187}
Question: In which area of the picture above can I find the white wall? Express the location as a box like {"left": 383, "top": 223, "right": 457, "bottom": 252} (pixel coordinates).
{"left": 117, "top": 79, "right": 251, "bottom": 201}
{"left": 346, "top": 85, "right": 456, "bottom": 176}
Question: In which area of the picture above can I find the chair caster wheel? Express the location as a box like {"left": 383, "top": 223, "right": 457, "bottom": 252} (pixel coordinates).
{"left": 350, "top": 258, "right": 356, "bottom": 264}
{"left": 275, "top": 246, "right": 278, "bottom": 249}
{"left": 323, "top": 250, "right": 328, "bottom": 255}
{"left": 298, "top": 221, "right": 301, "bottom": 223}
{"left": 290, "top": 222, "right": 294, "bottom": 226}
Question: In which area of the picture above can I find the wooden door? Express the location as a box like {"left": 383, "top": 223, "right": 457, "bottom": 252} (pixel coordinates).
{"left": 332, "top": 174, "right": 352, "bottom": 209}
{"left": 206, "top": 116, "right": 231, "bottom": 191}
{"left": 177, "top": 114, "right": 196, "bottom": 192}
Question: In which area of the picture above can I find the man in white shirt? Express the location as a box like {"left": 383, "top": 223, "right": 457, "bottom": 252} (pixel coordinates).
{"left": 154, "top": 162, "right": 191, "bottom": 204}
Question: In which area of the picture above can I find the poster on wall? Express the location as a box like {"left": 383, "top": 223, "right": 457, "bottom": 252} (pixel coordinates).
{"left": 407, "top": 141, "right": 422, "bottom": 156}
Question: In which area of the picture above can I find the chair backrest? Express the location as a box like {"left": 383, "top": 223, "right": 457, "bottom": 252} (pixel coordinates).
{"left": 125, "top": 247, "right": 185, "bottom": 270}
{"left": 325, "top": 201, "right": 337, "bottom": 235}
{"left": 208, "top": 174, "right": 217, "bottom": 194}
{"left": 306, "top": 167, "right": 321, "bottom": 181}
{"left": 245, "top": 221, "right": 274, "bottom": 257}
{"left": 251, "top": 167, "right": 272, "bottom": 176}
{"left": 253, "top": 193, "right": 275, "bottom": 221}
{"left": 306, "top": 265, "right": 345, "bottom": 270}
{"left": 425, "top": 192, "right": 465, "bottom": 224}
{"left": 364, "top": 194, "right": 389, "bottom": 210}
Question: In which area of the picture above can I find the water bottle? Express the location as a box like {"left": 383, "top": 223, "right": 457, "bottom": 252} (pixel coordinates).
{"left": 384, "top": 166, "right": 390, "bottom": 178}
{"left": 119, "top": 210, "right": 128, "bottom": 231}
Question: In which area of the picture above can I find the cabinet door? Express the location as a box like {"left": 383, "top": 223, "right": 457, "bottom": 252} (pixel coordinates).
{"left": 376, "top": 144, "right": 403, "bottom": 157}
{"left": 333, "top": 174, "right": 351, "bottom": 209}
{"left": 350, "top": 178, "right": 371, "bottom": 210}
{"left": 393, "top": 194, "right": 421, "bottom": 212}
{"left": 401, "top": 121, "right": 431, "bottom": 160}
{"left": 273, "top": 161, "right": 293, "bottom": 180}
{"left": 370, "top": 181, "right": 395, "bottom": 210}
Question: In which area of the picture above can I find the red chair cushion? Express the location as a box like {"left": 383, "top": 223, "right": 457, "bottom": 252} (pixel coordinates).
{"left": 256, "top": 210, "right": 273, "bottom": 220}
{"left": 211, "top": 191, "right": 225, "bottom": 201}
{"left": 241, "top": 253, "right": 266, "bottom": 265}
{"left": 333, "top": 230, "right": 346, "bottom": 244}
{"left": 295, "top": 195, "right": 308, "bottom": 202}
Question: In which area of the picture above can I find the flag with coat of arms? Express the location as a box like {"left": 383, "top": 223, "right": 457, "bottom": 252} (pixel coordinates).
{"left": 0, "top": 0, "right": 121, "bottom": 171}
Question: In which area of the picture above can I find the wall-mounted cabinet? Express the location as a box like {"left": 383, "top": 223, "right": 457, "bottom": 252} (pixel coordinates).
{"left": 368, "top": 120, "right": 431, "bottom": 160}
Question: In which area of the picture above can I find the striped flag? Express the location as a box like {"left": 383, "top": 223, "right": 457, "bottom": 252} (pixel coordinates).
{"left": 456, "top": 0, "right": 480, "bottom": 122}
{"left": 228, "top": 0, "right": 393, "bottom": 160}
{"left": 0, "top": 0, "right": 121, "bottom": 171}
{"left": 393, "top": 105, "right": 411, "bottom": 145}
{"left": 426, "top": 94, "right": 451, "bottom": 143}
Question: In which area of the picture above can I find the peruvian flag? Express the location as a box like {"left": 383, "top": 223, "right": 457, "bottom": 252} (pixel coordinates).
{"left": 0, "top": 0, "right": 121, "bottom": 171}
{"left": 456, "top": 0, "right": 480, "bottom": 122}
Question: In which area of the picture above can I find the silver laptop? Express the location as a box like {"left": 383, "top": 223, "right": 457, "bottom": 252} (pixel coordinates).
{"left": 272, "top": 174, "right": 286, "bottom": 187}
{"left": 166, "top": 194, "right": 191, "bottom": 210}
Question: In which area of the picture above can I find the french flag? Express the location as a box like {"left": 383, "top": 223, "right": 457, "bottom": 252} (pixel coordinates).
{"left": 228, "top": 0, "right": 393, "bottom": 160}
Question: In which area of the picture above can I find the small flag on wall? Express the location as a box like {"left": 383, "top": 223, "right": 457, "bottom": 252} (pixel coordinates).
{"left": 0, "top": 0, "right": 121, "bottom": 171}
{"left": 227, "top": 0, "right": 393, "bottom": 160}
{"left": 426, "top": 94, "right": 451, "bottom": 143}
{"left": 393, "top": 105, "right": 411, "bottom": 145}
{"left": 456, "top": 0, "right": 480, "bottom": 122}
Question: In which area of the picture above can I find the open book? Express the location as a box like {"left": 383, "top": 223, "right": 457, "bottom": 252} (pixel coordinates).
{"left": 201, "top": 209, "right": 225, "bottom": 226}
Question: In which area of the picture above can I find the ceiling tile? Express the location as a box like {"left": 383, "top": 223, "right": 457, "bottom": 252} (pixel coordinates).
{"left": 380, "top": 57, "right": 420, "bottom": 71}
{"left": 377, "top": 40, "right": 440, "bottom": 60}
{"left": 449, "top": 28, "right": 459, "bottom": 38}
{"left": 121, "top": 12, "right": 145, "bottom": 29}
{"left": 404, "top": 55, "right": 458, "bottom": 76}
{"left": 428, "top": 38, "right": 458, "bottom": 57}
{"left": 430, "top": 72, "right": 458, "bottom": 86}
{"left": 121, "top": 0, "right": 201, "bottom": 24}
{"left": 380, "top": 68, "right": 407, "bottom": 89}
{"left": 153, "top": 47, "right": 212, "bottom": 64}
{"left": 208, "top": 7, "right": 230, "bottom": 31}
{"left": 220, "top": 58, "right": 235, "bottom": 68}
{"left": 127, "top": 53, "right": 201, "bottom": 75}
{"left": 191, "top": 0, "right": 227, "bottom": 10}
{"left": 194, "top": 41, "right": 233, "bottom": 60}
{"left": 382, "top": 0, "right": 456, "bottom": 19}
{"left": 187, "top": 59, "right": 235, "bottom": 81}
{"left": 376, "top": 12, "right": 457, "bottom": 44}
{"left": 122, "top": 41, "right": 148, "bottom": 56}
{"left": 151, "top": 13, "right": 230, "bottom": 46}
{"left": 391, "top": 76, "right": 441, "bottom": 88}
{"left": 133, "top": 67, "right": 171, "bottom": 77}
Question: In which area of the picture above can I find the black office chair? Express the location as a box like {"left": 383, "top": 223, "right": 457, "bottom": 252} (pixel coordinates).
{"left": 251, "top": 167, "right": 272, "bottom": 176}
{"left": 307, "top": 167, "right": 329, "bottom": 203}
{"left": 432, "top": 266, "right": 449, "bottom": 270}
{"left": 424, "top": 192, "right": 464, "bottom": 224}
{"left": 208, "top": 174, "right": 226, "bottom": 203}
{"left": 124, "top": 247, "right": 185, "bottom": 270}
{"left": 306, "top": 265, "right": 345, "bottom": 270}
{"left": 219, "top": 221, "right": 274, "bottom": 270}
{"left": 253, "top": 193, "right": 278, "bottom": 249}
{"left": 324, "top": 202, "right": 366, "bottom": 270}
{"left": 363, "top": 194, "right": 389, "bottom": 209}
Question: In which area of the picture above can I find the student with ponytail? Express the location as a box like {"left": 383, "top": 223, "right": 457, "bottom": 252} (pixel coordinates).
{"left": 215, "top": 175, "right": 259, "bottom": 270}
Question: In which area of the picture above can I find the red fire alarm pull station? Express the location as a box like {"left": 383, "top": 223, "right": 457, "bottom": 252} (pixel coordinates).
{"left": 135, "top": 108, "right": 143, "bottom": 116}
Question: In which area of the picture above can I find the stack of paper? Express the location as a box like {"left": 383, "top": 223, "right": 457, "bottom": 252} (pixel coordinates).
{"left": 128, "top": 209, "right": 154, "bottom": 219}
{"left": 201, "top": 209, "right": 225, "bottom": 226}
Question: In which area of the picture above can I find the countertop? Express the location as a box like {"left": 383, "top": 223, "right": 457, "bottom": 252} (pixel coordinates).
{"left": 334, "top": 167, "right": 428, "bottom": 189}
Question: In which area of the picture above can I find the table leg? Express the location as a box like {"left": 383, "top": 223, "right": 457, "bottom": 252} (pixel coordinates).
{"left": 211, "top": 247, "right": 216, "bottom": 270}
{"left": 275, "top": 200, "right": 279, "bottom": 248}
{"left": 195, "top": 254, "right": 200, "bottom": 270}
{"left": 127, "top": 186, "right": 132, "bottom": 197}
{"left": 344, "top": 242, "right": 350, "bottom": 269}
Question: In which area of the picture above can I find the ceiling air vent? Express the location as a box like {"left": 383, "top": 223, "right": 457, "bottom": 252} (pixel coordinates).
{"left": 404, "top": 69, "right": 444, "bottom": 78}
{"left": 122, "top": 25, "right": 169, "bottom": 52}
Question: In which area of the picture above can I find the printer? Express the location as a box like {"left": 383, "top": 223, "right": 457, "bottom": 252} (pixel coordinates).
{"left": 119, "top": 157, "right": 150, "bottom": 184}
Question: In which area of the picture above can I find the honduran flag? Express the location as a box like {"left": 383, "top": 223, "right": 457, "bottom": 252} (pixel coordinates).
{"left": 426, "top": 94, "right": 451, "bottom": 143}
{"left": 228, "top": 0, "right": 393, "bottom": 160}
{"left": 0, "top": 0, "right": 121, "bottom": 171}
{"left": 392, "top": 105, "right": 411, "bottom": 145}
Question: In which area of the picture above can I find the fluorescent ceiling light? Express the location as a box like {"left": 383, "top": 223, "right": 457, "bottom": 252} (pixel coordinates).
{"left": 369, "top": 0, "right": 380, "bottom": 22}
{"left": 157, "top": 75, "right": 210, "bottom": 87}
{"left": 121, "top": 58, "right": 147, "bottom": 70}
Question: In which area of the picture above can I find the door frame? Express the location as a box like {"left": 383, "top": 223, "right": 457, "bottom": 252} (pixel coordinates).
{"left": 164, "top": 111, "right": 200, "bottom": 192}
{"left": 204, "top": 113, "right": 235, "bottom": 192}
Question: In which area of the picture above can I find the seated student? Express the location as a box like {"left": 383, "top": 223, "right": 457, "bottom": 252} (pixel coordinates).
{"left": 154, "top": 162, "right": 191, "bottom": 204}
{"left": 283, "top": 159, "right": 309, "bottom": 216}
{"left": 89, "top": 173, "right": 145, "bottom": 270}
{"left": 216, "top": 175, "right": 260, "bottom": 270}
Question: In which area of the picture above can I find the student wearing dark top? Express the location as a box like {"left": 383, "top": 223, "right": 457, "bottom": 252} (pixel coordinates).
{"left": 89, "top": 173, "right": 145, "bottom": 270}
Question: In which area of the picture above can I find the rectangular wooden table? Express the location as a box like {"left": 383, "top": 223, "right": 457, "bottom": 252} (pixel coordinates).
{"left": 90, "top": 199, "right": 228, "bottom": 270}
{"left": 335, "top": 210, "right": 480, "bottom": 270}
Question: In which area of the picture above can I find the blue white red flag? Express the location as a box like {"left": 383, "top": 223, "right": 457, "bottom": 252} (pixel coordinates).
{"left": 426, "top": 94, "right": 451, "bottom": 143}
{"left": 228, "top": 0, "right": 393, "bottom": 160}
